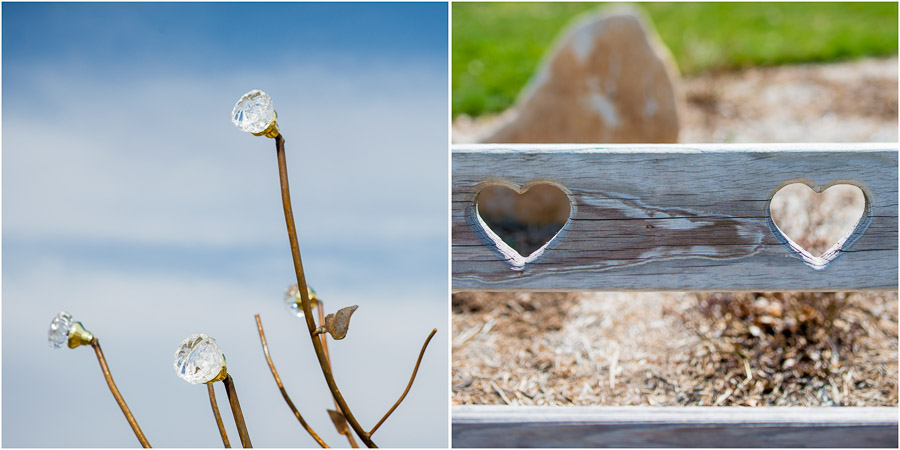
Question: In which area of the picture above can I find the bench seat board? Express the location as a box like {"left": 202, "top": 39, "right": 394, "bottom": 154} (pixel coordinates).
{"left": 452, "top": 405, "right": 899, "bottom": 448}
{"left": 452, "top": 144, "right": 898, "bottom": 291}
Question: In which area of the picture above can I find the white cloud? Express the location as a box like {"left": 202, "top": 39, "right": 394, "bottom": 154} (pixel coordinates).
{"left": 4, "top": 247, "right": 448, "bottom": 447}
{"left": 3, "top": 61, "right": 448, "bottom": 247}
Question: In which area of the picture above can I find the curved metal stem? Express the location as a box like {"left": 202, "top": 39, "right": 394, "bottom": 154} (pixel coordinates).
{"left": 222, "top": 375, "right": 252, "bottom": 448}
{"left": 317, "top": 301, "right": 359, "bottom": 448}
{"left": 274, "top": 134, "right": 377, "bottom": 448}
{"left": 255, "top": 314, "right": 329, "bottom": 448}
{"left": 91, "top": 338, "right": 151, "bottom": 448}
{"left": 208, "top": 384, "right": 231, "bottom": 448}
{"left": 369, "top": 328, "right": 437, "bottom": 436}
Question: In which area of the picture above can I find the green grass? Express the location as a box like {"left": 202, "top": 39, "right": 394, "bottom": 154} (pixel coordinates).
{"left": 453, "top": 2, "right": 898, "bottom": 118}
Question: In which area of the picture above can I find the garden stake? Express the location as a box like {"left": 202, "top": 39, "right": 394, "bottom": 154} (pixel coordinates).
{"left": 255, "top": 314, "right": 329, "bottom": 448}
{"left": 91, "top": 338, "right": 152, "bottom": 448}
{"left": 369, "top": 328, "right": 438, "bottom": 436}
{"left": 208, "top": 384, "right": 231, "bottom": 448}
{"left": 316, "top": 300, "right": 359, "bottom": 448}
{"left": 272, "top": 133, "right": 377, "bottom": 447}
{"left": 232, "top": 89, "right": 437, "bottom": 447}
{"left": 173, "top": 334, "right": 250, "bottom": 447}
{"left": 222, "top": 374, "right": 252, "bottom": 448}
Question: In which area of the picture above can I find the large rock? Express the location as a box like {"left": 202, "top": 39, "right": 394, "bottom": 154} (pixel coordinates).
{"left": 482, "top": 8, "right": 681, "bottom": 144}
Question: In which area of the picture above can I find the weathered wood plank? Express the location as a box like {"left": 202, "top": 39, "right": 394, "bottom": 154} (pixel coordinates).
{"left": 452, "top": 405, "right": 899, "bottom": 448}
{"left": 452, "top": 144, "right": 898, "bottom": 291}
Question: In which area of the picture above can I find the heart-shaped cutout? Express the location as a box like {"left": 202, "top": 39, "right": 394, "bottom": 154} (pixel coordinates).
{"left": 475, "top": 182, "right": 572, "bottom": 269}
{"left": 769, "top": 181, "right": 868, "bottom": 269}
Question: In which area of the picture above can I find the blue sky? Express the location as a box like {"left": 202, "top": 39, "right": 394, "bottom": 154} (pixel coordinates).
{"left": 3, "top": 3, "right": 445, "bottom": 68}
{"left": 3, "top": 2, "right": 448, "bottom": 447}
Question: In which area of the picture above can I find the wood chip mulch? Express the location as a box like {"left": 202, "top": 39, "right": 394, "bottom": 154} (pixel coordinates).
{"left": 452, "top": 291, "right": 897, "bottom": 407}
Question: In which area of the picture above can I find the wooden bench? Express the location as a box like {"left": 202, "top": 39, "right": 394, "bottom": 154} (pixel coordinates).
{"left": 451, "top": 143, "right": 898, "bottom": 448}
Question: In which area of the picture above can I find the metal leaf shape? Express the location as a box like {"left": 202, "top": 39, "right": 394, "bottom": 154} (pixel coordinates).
{"left": 324, "top": 305, "right": 358, "bottom": 340}
{"left": 327, "top": 409, "right": 350, "bottom": 435}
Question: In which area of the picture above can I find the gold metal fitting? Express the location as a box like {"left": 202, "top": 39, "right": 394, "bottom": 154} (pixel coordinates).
{"left": 251, "top": 111, "right": 280, "bottom": 138}
{"left": 306, "top": 286, "right": 319, "bottom": 304}
{"left": 291, "top": 285, "right": 320, "bottom": 310}
{"left": 67, "top": 321, "right": 94, "bottom": 349}
{"left": 205, "top": 356, "right": 228, "bottom": 384}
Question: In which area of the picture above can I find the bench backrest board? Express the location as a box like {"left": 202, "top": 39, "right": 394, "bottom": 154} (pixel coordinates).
{"left": 452, "top": 144, "right": 898, "bottom": 291}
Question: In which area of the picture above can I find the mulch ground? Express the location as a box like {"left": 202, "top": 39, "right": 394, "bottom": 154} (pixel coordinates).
{"left": 452, "top": 291, "right": 897, "bottom": 407}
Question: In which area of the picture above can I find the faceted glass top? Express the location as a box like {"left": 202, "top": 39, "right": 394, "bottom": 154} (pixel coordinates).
{"left": 48, "top": 311, "right": 74, "bottom": 349}
{"left": 232, "top": 89, "right": 275, "bottom": 134}
{"left": 174, "top": 334, "right": 225, "bottom": 384}
{"left": 284, "top": 284, "right": 318, "bottom": 319}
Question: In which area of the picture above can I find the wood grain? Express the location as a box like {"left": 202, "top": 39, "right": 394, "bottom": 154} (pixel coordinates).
{"left": 452, "top": 405, "right": 899, "bottom": 448}
{"left": 452, "top": 144, "right": 898, "bottom": 291}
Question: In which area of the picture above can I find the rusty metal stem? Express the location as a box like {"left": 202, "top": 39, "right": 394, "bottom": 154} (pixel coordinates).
{"left": 90, "top": 339, "right": 151, "bottom": 448}
{"left": 369, "top": 328, "right": 437, "bottom": 436}
{"left": 222, "top": 375, "right": 252, "bottom": 448}
{"left": 207, "top": 384, "right": 231, "bottom": 448}
{"left": 274, "top": 134, "right": 377, "bottom": 448}
{"left": 316, "top": 300, "right": 332, "bottom": 370}
{"left": 254, "top": 314, "right": 329, "bottom": 448}
{"left": 317, "top": 301, "right": 359, "bottom": 449}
